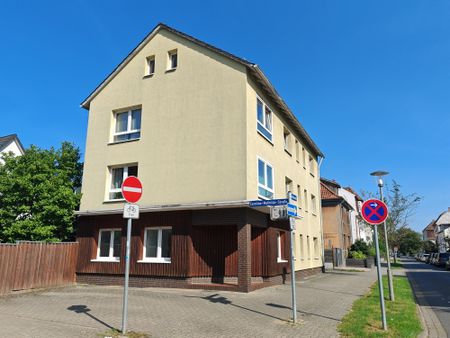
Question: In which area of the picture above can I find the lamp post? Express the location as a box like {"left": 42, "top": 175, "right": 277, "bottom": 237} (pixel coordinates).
{"left": 370, "top": 170, "right": 395, "bottom": 302}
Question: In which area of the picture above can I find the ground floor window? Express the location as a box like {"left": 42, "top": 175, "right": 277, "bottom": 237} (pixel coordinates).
{"left": 277, "top": 231, "right": 288, "bottom": 263}
{"left": 141, "top": 227, "right": 172, "bottom": 263}
{"left": 97, "top": 229, "right": 121, "bottom": 261}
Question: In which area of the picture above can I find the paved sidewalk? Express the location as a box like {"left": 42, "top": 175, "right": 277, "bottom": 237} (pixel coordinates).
{"left": 0, "top": 269, "right": 377, "bottom": 338}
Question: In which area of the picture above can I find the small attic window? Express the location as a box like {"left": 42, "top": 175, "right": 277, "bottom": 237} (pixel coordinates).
{"left": 146, "top": 56, "right": 155, "bottom": 76}
{"left": 168, "top": 49, "right": 178, "bottom": 70}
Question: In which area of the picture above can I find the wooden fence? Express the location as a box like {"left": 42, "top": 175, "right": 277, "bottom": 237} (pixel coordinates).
{"left": 0, "top": 241, "right": 78, "bottom": 296}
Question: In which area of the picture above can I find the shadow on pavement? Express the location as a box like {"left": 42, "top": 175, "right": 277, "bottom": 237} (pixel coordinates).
{"left": 265, "top": 302, "right": 341, "bottom": 322}
{"left": 67, "top": 305, "right": 117, "bottom": 330}
{"left": 184, "top": 294, "right": 290, "bottom": 322}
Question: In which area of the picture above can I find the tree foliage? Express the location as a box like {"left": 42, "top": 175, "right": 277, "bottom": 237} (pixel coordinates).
{"left": 421, "top": 240, "right": 438, "bottom": 254}
{"left": 0, "top": 142, "right": 82, "bottom": 242}
{"left": 396, "top": 227, "right": 422, "bottom": 254}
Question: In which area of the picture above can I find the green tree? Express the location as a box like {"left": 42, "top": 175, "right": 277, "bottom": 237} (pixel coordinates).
{"left": 396, "top": 227, "right": 422, "bottom": 255}
{"left": 350, "top": 239, "right": 370, "bottom": 256}
{"left": 422, "top": 240, "right": 438, "bottom": 254}
{"left": 0, "top": 142, "right": 82, "bottom": 242}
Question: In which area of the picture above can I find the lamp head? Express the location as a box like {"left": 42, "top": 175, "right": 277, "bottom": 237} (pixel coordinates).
{"left": 370, "top": 170, "right": 389, "bottom": 177}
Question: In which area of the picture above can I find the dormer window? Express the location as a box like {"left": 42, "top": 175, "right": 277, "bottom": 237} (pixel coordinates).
{"left": 146, "top": 56, "right": 155, "bottom": 76}
{"left": 113, "top": 108, "right": 141, "bottom": 142}
{"left": 168, "top": 49, "right": 178, "bottom": 70}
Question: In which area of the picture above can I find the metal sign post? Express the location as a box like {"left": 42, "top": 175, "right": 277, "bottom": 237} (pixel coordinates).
{"left": 373, "top": 222, "right": 388, "bottom": 330}
{"left": 361, "top": 198, "right": 389, "bottom": 331}
{"left": 288, "top": 192, "right": 297, "bottom": 323}
{"left": 120, "top": 177, "right": 143, "bottom": 335}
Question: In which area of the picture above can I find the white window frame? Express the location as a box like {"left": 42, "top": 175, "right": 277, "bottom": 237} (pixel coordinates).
{"left": 311, "top": 194, "right": 317, "bottom": 215}
{"left": 309, "top": 155, "right": 315, "bottom": 176}
{"left": 107, "top": 164, "right": 138, "bottom": 201}
{"left": 113, "top": 109, "right": 141, "bottom": 142}
{"left": 256, "top": 97, "right": 273, "bottom": 142}
{"left": 283, "top": 128, "right": 291, "bottom": 154}
{"left": 146, "top": 55, "right": 155, "bottom": 75}
{"left": 313, "top": 237, "right": 319, "bottom": 259}
{"left": 167, "top": 49, "right": 178, "bottom": 70}
{"left": 257, "top": 157, "right": 274, "bottom": 200}
{"left": 277, "top": 231, "right": 288, "bottom": 263}
{"left": 304, "top": 189, "right": 308, "bottom": 212}
{"left": 300, "top": 234, "right": 305, "bottom": 260}
{"left": 93, "top": 228, "right": 121, "bottom": 262}
{"left": 139, "top": 226, "right": 172, "bottom": 264}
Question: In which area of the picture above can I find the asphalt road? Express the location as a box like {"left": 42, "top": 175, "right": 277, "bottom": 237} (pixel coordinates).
{"left": 403, "top": 258, "right": 450, "bottom": 336}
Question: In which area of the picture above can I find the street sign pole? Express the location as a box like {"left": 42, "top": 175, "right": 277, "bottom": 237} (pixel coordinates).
{"left": 373, "top": 222, "right": 388, "bottom": 330}
{"left": 120, "top": 176, "right": 143, "bottom": 335}
{"left": 361, "top": 198, "right": 389, "bottom": 331}
{"left": 121, "top": 217, "right": 132, "bottom": 334}
{"left": 379, "top": 184, "right": 395, "bottom": 302}
{"left": 288, "top": 192, "right": 297, "bottom": 323}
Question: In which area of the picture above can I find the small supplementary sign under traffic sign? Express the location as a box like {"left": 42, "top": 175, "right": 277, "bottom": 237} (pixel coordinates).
{"left": 249, "top": 199, "right": 288, "bottom": 207}
{"left": 361, "top": 199, "right": 388, "bottom": 225}
{"left": 123, "top": 203, "right": 139, "bottom": 219}
{"left": 121, "top": 176, "right": 143, "bottom": 203}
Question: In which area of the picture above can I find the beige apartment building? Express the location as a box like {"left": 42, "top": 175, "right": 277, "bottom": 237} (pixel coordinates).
{"left": 76, "top": 23, "right": 324, "bottom": 292}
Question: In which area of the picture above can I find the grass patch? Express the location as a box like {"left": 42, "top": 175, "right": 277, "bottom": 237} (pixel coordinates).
{"left": 338, "top": 276, "right": 422, "bottom": 337}
{"left": 98, "top": 329, "right": 150, "bottom": 338}
{"left": 390, "top": 262, "right": 403, "bottom": 269}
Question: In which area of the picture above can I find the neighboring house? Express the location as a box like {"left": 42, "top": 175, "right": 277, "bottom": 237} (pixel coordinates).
{"left": 321, "top": 178, "right": 353, "bottom": 262}
{"left": 0, "top": 134, "right": 24, "bottom": 164}
{"left": 422, "top": 220, "right": 436, "bottom": 242}
{"left": 339, "top": 186, "right": 367, "bottom": 244}
{"left": 434, "top": 208, "right": 450, "bottom": 253}
{"left": 76, "top": 23, "right": 324, "bottom": 292}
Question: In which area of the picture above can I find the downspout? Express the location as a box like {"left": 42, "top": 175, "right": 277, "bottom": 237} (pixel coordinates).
{"left": 317, "top": 156, "right": 326, "bottom": 272}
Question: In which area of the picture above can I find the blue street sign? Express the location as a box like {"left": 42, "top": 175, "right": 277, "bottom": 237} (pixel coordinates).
{"left": 287, "top": 203, "right": 297, "bottom": 217}
{"left": 288, "top": 192, "right": 297, "bottom": 204}
{"left": 249, "top": 199, "right": 288, "bottom": 207}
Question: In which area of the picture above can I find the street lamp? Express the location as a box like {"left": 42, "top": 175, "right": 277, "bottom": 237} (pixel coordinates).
{"left": 370, "top": 170, "right": 395, "bottom": 302}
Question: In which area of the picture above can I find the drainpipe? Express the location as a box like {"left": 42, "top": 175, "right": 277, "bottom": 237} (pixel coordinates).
{"left": 317, "top": 156, "right": 326, "bottom": 272}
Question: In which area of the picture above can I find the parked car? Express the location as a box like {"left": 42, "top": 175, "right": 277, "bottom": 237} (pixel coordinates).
{"left": 436, "top": 253, "right": 450, "bottom": 268}
{"left": 421, "top": 254, "right": 430, "bottom": 262}
{"left": 429, "top": 253, "right": 438, "bottom": 264}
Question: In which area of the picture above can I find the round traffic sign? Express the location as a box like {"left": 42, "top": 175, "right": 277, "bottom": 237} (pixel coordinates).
{"left": 121, "top": 176, "right": 143, "bottom": 203}
{"left": 361, "top": 199, "right": 388, "bottom": 225}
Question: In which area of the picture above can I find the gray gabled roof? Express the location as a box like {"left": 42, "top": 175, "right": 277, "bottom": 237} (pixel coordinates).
{"left": 0, "top": 134, "right": 25, "bottom": 154}
{"left": 80, "top": 23, "right": 324, "bottom": 158}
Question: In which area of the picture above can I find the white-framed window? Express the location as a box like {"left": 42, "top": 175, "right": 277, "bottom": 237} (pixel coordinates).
{"left": 113, "top": 108, "right": 141, "bottom": 142}
{"left": 257, "top": 157, "right": 274, "bottom": 199}
{"left": 304, "top": 189, "right": 308, "bottom": 212}
{"left": 277, "top": 231, "right": 288, "bottom": 263}
{"left": 313, "top": 237, "right": 319, "bottom": 259}
{"left": 168, "top": 49, "right": 178, "bottom": 70}
{"left": 256, "top": 98, "right": 273, "bottom": 142}
{"left": 285, "top": 177, "right": 292, "bottom": 195}
{"left": 108, "top": 165, "right": 138, "bottom": 200}
{"left": 146, "top": 55, "right": 155, "bottom": 75}
{"left": 300, "top": 234, "right": 304, "bottom": 260}
{"left": 96, "top": 229, "right": 121, "bottom": 261}
{"left": 140, "top": 227, "right": 172, "bottom": 263}
{"left": 297, "top": 184, "right": 301, "bottom": 209}
{"left": 309, "top": 155, "right": 315, "bottom": 176}
{"left": 295, "top": 140, "right": 300, "bottom": 162}
{"left": 307, "top": 235, "right": 311, "bottom": 260}
{"left": 311, "top": 194, "right": 317, "bottom": 214}
{"left": 302, "top": 147, "right": 306, "bottom": 168}
{"left": 283, "top": 127, "right": 291, "bottom": 154}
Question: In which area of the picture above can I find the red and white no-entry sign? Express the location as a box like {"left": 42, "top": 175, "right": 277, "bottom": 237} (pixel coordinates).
{"left": 121, "top": 176, "right": 143, "bottom": 203}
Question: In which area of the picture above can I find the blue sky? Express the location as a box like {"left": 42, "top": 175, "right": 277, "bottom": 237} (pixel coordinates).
{"left": 1, "top": 0, "right": 449, "bottom": 232}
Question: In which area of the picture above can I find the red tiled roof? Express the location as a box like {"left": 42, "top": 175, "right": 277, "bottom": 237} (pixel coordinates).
{"left": 321, "top": 182, "right": 341, "bottom": 200}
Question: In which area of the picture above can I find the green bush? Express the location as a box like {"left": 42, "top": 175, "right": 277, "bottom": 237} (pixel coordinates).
{"left": 349, "top": 250, "right": 367, "bottom": 259}
{"left": 350, "top": 240, "right": 369, "bottom": 256}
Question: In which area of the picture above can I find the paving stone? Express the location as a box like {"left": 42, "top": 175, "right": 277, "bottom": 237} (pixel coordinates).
{"left": 0, "top": 269, "right": 377, "bottom": 338}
